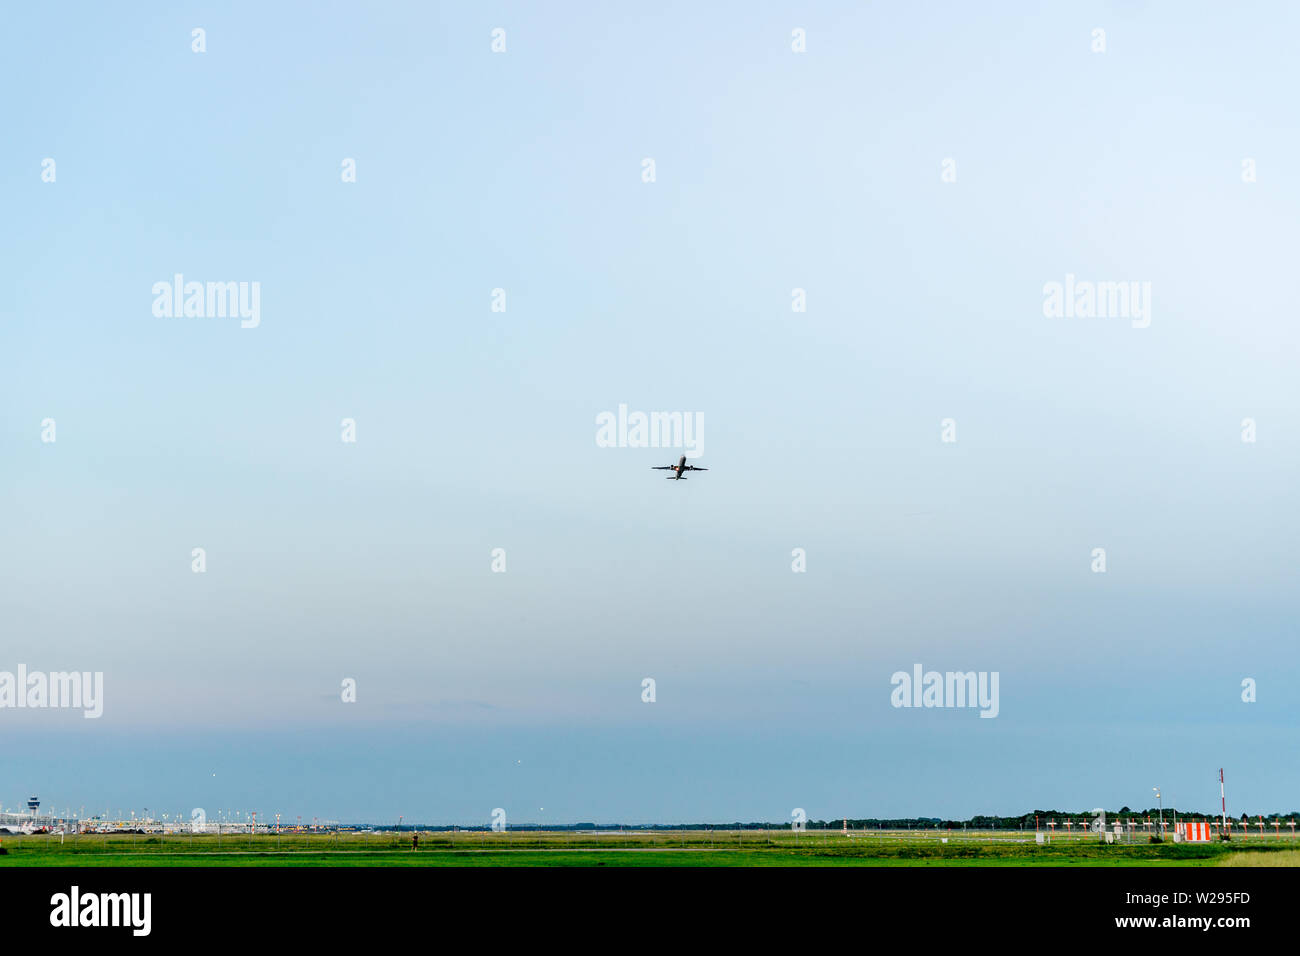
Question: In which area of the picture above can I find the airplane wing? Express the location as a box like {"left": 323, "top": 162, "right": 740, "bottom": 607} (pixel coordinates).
{"left": 651, "top": 466, "right": 675, "bottom": 470}
{"left": 682, "top": 466, "right": 708, "bottom": 471}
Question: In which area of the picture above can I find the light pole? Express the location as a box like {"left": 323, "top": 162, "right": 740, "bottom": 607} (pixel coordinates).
{"left": 1153, "top": 788, "right": 1163, "bottom": 837}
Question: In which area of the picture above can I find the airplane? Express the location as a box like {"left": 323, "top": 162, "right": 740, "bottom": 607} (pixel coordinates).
{"left": 652, "top": 455, "right": 708, "bottom": 480}
{"left": 0, "top": 820, "right": 41, "bottom": 835}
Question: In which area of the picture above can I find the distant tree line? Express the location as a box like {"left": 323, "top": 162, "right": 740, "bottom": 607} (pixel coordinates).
{"left": 391, "top": 810, "right": 1298, "bottom": 832}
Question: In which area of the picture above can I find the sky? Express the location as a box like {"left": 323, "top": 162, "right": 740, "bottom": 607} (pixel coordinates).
{"left": 2, "top": 2, "right": 1298, "bottom": 825}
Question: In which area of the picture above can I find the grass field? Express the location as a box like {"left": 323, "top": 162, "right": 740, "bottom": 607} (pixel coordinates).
{"left": 2, "top": 830, "right": 1297, "bottom": 866}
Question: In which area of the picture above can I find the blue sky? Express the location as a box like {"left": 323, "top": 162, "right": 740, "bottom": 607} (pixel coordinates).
{"left": 2, "top": 2, "right": 1298, "bottom": 824}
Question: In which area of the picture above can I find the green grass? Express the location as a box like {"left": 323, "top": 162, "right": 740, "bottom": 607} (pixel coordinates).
{"left": 3, "top": 831, "right": 1297, "bottom": 866}
{"left": 1218, "top": 849, "right": 1300, "bottom": 867}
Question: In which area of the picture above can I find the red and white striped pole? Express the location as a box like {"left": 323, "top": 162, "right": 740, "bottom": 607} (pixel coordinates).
{"left": 1220, "top": 768, "right": 1227, "bottom": 831}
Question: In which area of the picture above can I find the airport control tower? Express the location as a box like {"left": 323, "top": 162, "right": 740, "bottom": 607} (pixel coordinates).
{"left": 27, "top": 796, "right": 39, "bottom": 820}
